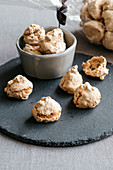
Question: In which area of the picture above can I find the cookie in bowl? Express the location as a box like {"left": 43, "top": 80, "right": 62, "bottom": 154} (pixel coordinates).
{"left": 39, "top": 28, "right": 66, "bottom": 54}
{"left": 23, "top": 24, "right": 45, "bottom": 45}
{"left": 16, "top": 26, "right": 77, "bottom": 79}
{"left": 4, "top": 75, "right": 33, "bottom": 100}
{"left": 32, "top": 96, "right": 62, "bottom": 123}
{"left": 23, "top": 44, "right": 41, "bottom": 55}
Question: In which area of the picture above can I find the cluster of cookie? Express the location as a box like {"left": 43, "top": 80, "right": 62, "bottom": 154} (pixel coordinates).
{"left": 4, "top": 56, "right": 109, "bottom": 123}
{"left": 80, "top": 0, "right": 113, "bottom": 50}
{"left": 59, "top": 55, "right": 109, "bottom": 108}
{"left": 23, "top": 24, "right": 66, "bottom": 55}
{"left": 4, "top": 75, "right": 62, "bottom": 123}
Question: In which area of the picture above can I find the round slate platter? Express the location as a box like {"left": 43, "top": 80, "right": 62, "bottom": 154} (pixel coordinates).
{"left": 0, "top": 53, "right": 113, "bottom": 147}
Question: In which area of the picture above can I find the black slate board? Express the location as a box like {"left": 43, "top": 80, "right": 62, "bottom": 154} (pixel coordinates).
{"left": 0, "top": 53, "right": 113, "bottom": 147}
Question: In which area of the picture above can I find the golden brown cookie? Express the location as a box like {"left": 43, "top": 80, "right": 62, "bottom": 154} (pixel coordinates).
{"left": 82, "top": 56, "right": 109, "bottom": 80}
{"left": 80, "top": 3, "right": 92, "bottom": 23}
{"left": 59, "top": 65, "right": 83, "bottom": 94}
{"left": 32, "top": 97, "right": 62, "bottom": 123}
{"left": 39, "top": 28, "right": 66, "bottom": 54}
{"left": 73, "top": 82, "right": 101, "bottom": 108}
{"left": 103, "top": 0, "right": 113, "bottom": 11}
{"left": 4, "top": 75, "right": 33, "bottom": 100}
{"left": 83, "top": 20, "right": 105, "bottom": 44}
{"left": 102, "top": 31, "right": 113, "bottom": 51}
{"left": 23, "top": 44, "right": 41, "bottom": 55}
{"left": 83, "top": 0, "right": 94, "bottom": 4}
{"left": 23, "top": 24, "right": 45, "bottom": 45}
{"left": 88, "top": 0, "right": 104, "bottom": 20}
{"left": 102, "top": 10, "right": 113, "bottom": 32}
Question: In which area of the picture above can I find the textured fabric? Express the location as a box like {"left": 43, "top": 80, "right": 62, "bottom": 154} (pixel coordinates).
{"left": 1, "top": 133, "right": 113, "bottom": 170}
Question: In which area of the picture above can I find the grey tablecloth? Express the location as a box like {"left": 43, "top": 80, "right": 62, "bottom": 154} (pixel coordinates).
{"left": 0, "top": 4, "right": 113, "bottom": 170}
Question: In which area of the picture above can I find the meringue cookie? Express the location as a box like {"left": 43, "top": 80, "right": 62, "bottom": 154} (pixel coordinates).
{"left": 82, "top": 56, "right": 109, "bottom": 80}
{"left": 88, "top": 0, "right": 104, "bottom": 20}
{"left": 4, "top": 75, "right": 33, "bottom": 100}
{"left": 23, "top": 44, "right": 41, "bottom": 55}
{"left": 23, "top": 24, "right": 45, "bottom": 45}
{"left": 73, "top": 82, "right": 101, "bottom": 108}
{"left": 102, "top": 10, "right": 113, "bottom": 32}
{"left": 59, "top": 65, "right": 83, "bottom": 94}
{"left": 103, "top": 0, "right": 113, "bottom": 11}
{"left": 102, "top": 31, "right": 113, "bottom": 51}
{"left": 83, "top": 0, "right": 94, "bottom": 4}
{"left": 32, "top": 96, "right": 62, "bottom": 123}
{"left": 46, "top": 28, "right": 64, "bottom": 42}
{"left": 39, "top": 28, "right": 66, "bottom": 54}
{"left": 83, "top": 20, "right": 105, "bottom": 44}
{"left": 80, "top": 3, "right": 92, "bottom": 23}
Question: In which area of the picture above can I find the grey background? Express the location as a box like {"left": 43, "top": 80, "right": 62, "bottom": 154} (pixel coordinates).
{"left": 0, "top": 4, "right": 113, "bottom": 170}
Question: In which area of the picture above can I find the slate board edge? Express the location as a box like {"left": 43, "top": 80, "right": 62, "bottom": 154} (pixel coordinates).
{"left": 0, "top": 57, "right": 21, "bottom": 71}
{"left": 0, "top": 54, "right": 113, "bottom": 147}
{"left": 0, "top": 125, "right": 113, "bottom": 147}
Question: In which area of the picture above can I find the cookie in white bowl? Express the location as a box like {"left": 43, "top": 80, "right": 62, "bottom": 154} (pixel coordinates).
{"left": 23, "top": 24, "right": 45, "bottom": 45}
{"left": 39, "top": 28, "right": 66, "bottom": 54}
{"left": 23, "top": 44, "right": 41, "bottom": 55}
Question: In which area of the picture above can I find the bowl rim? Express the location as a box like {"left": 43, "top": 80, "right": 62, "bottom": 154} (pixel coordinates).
{"left": 16, "top": 26, "right": 77, "bottom": 59}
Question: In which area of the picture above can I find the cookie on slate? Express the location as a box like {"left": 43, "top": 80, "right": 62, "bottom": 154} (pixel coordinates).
{"left": 32, "top": 96, "right": 62, "bottom": 123}
{"left": 82, "top": 56, "right": 109, "bottom": 80}
{"left": 59, "top": 65, "right": 83, "bottom": 94}
{"left": 4, "top": 75, "right": 33, "bottom": 100}
{"left": 73, "top": 82, "right": 101, "bottom": 109}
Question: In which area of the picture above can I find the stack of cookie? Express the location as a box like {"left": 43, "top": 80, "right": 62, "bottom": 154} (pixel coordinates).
{"left": 80, "top": 0, "right": 113, "bottom": 50}
{"left": 23, "top": 24, "right": 66, "bottom": 55}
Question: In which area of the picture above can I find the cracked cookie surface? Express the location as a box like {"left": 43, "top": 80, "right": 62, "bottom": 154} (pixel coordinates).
{"left": 39, "top": 28, "right": 66, "bottom": 54}
{"left": 32, "top": 96, "right": 62, "bottom": 123}
{"left": 83, "top": 21, "right": 105, "bottom": 45}
{"left": 82, "top": 56, "right": 109, "bottom": 80}
{"left": 88, "top": 0, "right": 104, "bottom": 20}
{"left": 23, "top": 44, "right": 41, "bottom": 55}
{"left": 73, "top": 82, "right": 101, "bottom": 108}
{"left": 80, "top": 3, "right": 93, "bottom": 23}
{"left": 4, "top": 75, "right": 33, "bottom": 100}
{"left": 59, "top": 65, "right": 83, "bottom": 94}
{"left": 103, "top": 32, "right": 113, "bottom": 50}
{"left": 23, "top": 24, "right": 45, "bottom": 45}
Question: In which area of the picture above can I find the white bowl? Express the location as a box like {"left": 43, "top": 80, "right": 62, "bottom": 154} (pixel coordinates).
{"left": 16, "top": 27, "right": 77, "bottom": 79}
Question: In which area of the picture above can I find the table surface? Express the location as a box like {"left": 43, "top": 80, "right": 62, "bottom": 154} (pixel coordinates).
{"left": 0, "top": 4, "right": 113, "bottom": 170}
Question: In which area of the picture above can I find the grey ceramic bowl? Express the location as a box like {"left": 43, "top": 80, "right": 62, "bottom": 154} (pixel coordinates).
{"left": 16, "top": 27, "right": 77, "bottom": 79}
